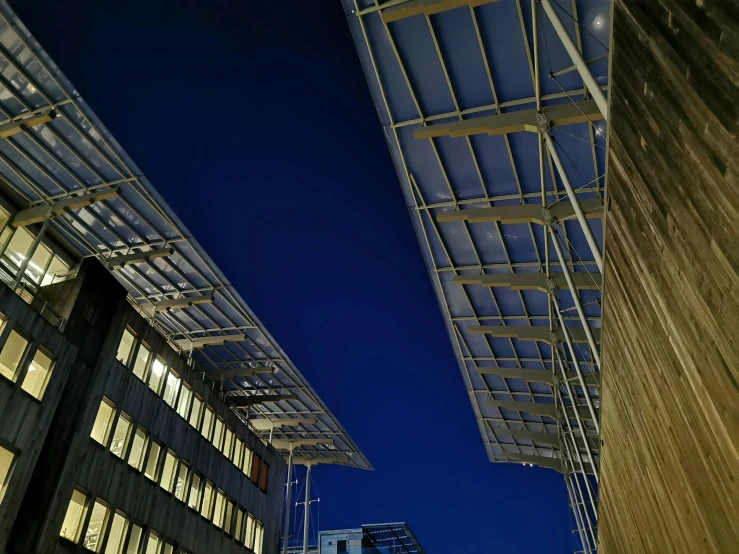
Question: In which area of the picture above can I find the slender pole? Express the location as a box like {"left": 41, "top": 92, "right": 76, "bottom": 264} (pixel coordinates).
{"left": 550, "top": 229, "right": 602, "bottom": 367}
{"left": 554, "top": 300, "right": 601, "bottom": 434}
{"left": 302, "top": 464, "right": 312, "bottom": 554}
{"left": 544, "top": 130, "right": 604, "bottom": 272}
{"left": 282, "top": 448, "right": 294, "bottom": 554}
{"left": 13, "top": 217, "right": 50, "bottom": 289}
{"left": 564, "top": 470, "right": 593, "bottom": 554}
{"left": 539, "top": 0, "right": 608, "bottom": 120}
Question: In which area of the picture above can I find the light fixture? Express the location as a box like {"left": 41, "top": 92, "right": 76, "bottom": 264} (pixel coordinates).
{"left": 594, "top": 15, "right": 604, "bottom": 28}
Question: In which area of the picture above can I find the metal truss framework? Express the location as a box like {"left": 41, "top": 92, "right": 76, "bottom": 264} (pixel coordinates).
{"left": 0, "top": 1, "right": 370, "bottom": 471}
{"left": 344, "top": 0, "right": 609, "bottom": 550}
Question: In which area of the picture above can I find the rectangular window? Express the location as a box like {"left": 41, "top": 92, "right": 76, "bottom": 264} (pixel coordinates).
{"left": 337, "top": 540, "right": 347, "bottom": 553}
{"left": 27, "top": 242, "right": 51, "bottom": 284}
{"left": 245, "top": 514, "right": 255, "bottom": 549}
{"left": 41, "top": 254, "right": 70, "bottom": 287}
{"left": 148, "top": 357, "right": 167, "bottom": 395}
{"left": 20, "top": 348, "right": 55, "bottom": 400}
{"left": 251, "top": 453, "right": 261, "bottom": 485}
{"left": 162, "top": 369, "right": 181, "bottom": 408}
{"left": 144, "top": 442, "right": 162, "bottom": 482}
{"left": 235, "top": 508, "right": 244, "bottom": 543}
{"left": 188, "top": 396, "right": 202, "bottom": 429}
{"left": 174, "top": 461, "right": 189, "bottom": 502}
{"left": 104, "top": 512, "right": 129, "bottom": 554}
{"left": 187, "top": 474, "right": 202, "bottom": 511}
{"left": 127, "top": 426, "right": 149, "bottom": 471}
{"left": 213, "top": 490, "right": 226, "bottom": 528}
{"left": 144, "top": 531, "right": 161, "bottom": 554}
{"left": 242, "top": 446, "right": 253, "bottom": 477}
{"left": 90, "top": 399, "right": 116, "bottom": 446}
{"left": 163, "top": 545, "right": 174, "bottom": 554}
{"left": 224, "top": 500, "right": 235, "bottom": 535}
{"left": 0, "top": 444, "right": 16, "bottom": 504}
{"left": 200, "top": 481, "right": 214, "bottom": 520}
{"left": 259, "top": 462, "right": 269, "bottom": 493}
{"left": 116, "top": 328, "right": 136, "bottom": 366}
{"left": 233, "top": 436, "right": 243, "bottom": 468}
{"left": 160, "top": 450, "right": 178, "bottom": 493}
{"left": 223, "top": 428, "right": 233, "bottom": 459}
{"left": 132, "top": 343, "right": 151, "bottom": 381}
{"left": 212, "top": 417, "right": 224, "bottom": 450}
{"left": 60, "top": 488, "right": 88, "bottom": 543}
{"left": 109, "top": 413, "right": 133, "bottom": 459}
{"left": 200, "top": 406, "right": 214, "bottom": 441}
{"left": 4, "top": 227, "right": 32, "bottom": 270}
{"left": 83, "top": 499, "right": 110, "bottom": 552}
{"left": 0, "top": 329, "right": 28, "bottom": 382}
{"left": 125, "top": 524, "right": 143, "bottom": 554}
{"left": 255, "top": 521, "right": 264, "bottom": 554}
{"left": 176, "top": 383, "right": 192, "bottom": 419}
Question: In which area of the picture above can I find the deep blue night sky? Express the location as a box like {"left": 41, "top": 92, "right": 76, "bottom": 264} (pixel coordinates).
{"left": 10, "top": 0, "right": 575, "bottom": 551}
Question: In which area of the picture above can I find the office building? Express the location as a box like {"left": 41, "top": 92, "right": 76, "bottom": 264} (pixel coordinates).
{"left": 0, "top": 2, "right": 369, "bottom": 553}
{"left": 319, "top": 523, "right": 424, "bottom": 554}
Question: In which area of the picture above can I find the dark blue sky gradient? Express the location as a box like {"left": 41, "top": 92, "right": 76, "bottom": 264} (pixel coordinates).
{"left": 10, "top": 1, "right": 574, "bottom": 551}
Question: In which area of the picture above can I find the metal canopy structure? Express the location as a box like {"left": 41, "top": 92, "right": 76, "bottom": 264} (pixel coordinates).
{"left": 0, "top": 1, "right": 370, "bottom": 471}
{"left": 362, "top": 523, "right": 427, "bottom": 554}
{"left": 343, "top": 0, "right": 609, "bottom": 551}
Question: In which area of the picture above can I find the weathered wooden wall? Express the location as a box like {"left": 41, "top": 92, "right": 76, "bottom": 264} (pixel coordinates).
{"left": 598, "top": 0, "right": 739, "bottom": 553}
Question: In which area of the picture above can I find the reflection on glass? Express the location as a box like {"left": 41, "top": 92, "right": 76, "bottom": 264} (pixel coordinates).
{"left": 200, "top": 481, "right": 214, "bottom": 519}
{"left": 213, "top": 490, "right": 225, "bottom": 528}
{"left": 174, "top": 462, "right": 189, "bottom": 501}
{"left": 162, "top": 370, "right": 180, "bottom": 408}
{"left": 127, "top": 427, "right": 149, "bottom": 471}
{"left": 188, "top": 474, "right": 201, "bottom": 510}
{"left": 189, "top": 396, "right": 202, "bottom": 429}
{"left": 109, "top": 414, "right": 132, "bottom": 458}
{"left": 125, "top": 525, "right": 143, "bottom": 554}
{"left": 83, "top": 500, "right": 109, "bottom": 552}
{"left": 148, "top": 357, "right": 166, "bottom": 395}
{"left": 132, "top": 344, "right": 151, "bottom": 381}
{"left": 176, "top": 384, "right": 192, "bottom": 419}
{"left": 116, "top": 329, "right": 136, "bottom": 365}
{"left": 160, "top": 451, "right": 178, "bottom": 492}
{"left": 144, "top": 532, "right": 161, "bottom": 554}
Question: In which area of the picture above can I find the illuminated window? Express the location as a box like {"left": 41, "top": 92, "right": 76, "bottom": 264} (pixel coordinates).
{"left": 0, "top": 445, "right": 15, "bottom": 504}
{"left": 116, "top": 329, "right": 136, "bottom": 366}
{"left": 127, "top": 426, "right": 149, "bottom": 471}
{"left": 40, "top": 254, "right": 70, "bottom": 287}
{"left": 223, "top": 428, "right": 233, "bottom": 459}
{"left": 251, "top": 453, "right": 261, "bottom": 485}
{"left": 235, "top": 508, "right": 244, "bottom": 543}
{"left": 188, "top": 396, "right": 202, "bottom": 429}
{"left": 200, "top": 406, "right": 214, "bottom": 441}
{"left": 255, "top": 521, "right": 264, "bottom": 554}
{"left": 242, "top": 446, "right": 253, "bottom": 478}
{"left": 144, "top": 531, "right": 161, "bottom": 554}
{"left": 20, "top": 348, "right": 55, "bottom": 400}
{"left": 132, "top": 343, "right": 151, "bottom": 381}
{"left": 148, "top": 357, "right": 167, "bottom": 395}
{"left": 213, "top": 490, "right": 226, "bottom": 528}
{"left": 233, "top": 436, "right": 243, "bottom": 468}
{"left": 174, "top": 461, "right": 189, "bottom": 502}
{"left": 4, "top": 227, "right": 33, "bottom": 270}
{"left": 0, "top": 329, "right": 28, "bottom": 382}
{"left": 144, "top": 442, "right": 162, "bottom": 482}
{"left": 83, "top": 499, "right": 110, "bottom": 552}
{"left": 176, "top": 383, "right": 192, "bottom": 419}
{"left": 160, "top": 450, "right": 178, "bottom": 493}
{"left": 245, "top": 514, "right": 255, "bottom": 550}
{"left": 125, "top": 524, "right": 143, "bottom": 554}
{"left": 162, "top": 545, "right": 174, "bottom": 554}
{"left": 104, "top": 512, "right": 128, "bottom": 554}
{"left": 200, "top": 481, "right": 214, "bottom": 520}
{"left": 109, "top": 413, "right": 133, "bottom": 459}
{"left": 260, "top": 462, "right": 269, "bottom": 493}
{"left": 162, "top": 369, "right": 180, "bottom": 408}
{"left": 187, "top": 474, "right": 202, "bottom": 511}
{"left": 90, "top": 399, "right": 116, "bottom": 446}
{"left": 26, "top": 243, "right": 51, "bottom": 284}
{"left": 60, "top": 488, "right": 88, "bottom": 543}
{"left": 224, "top": 500, "right": 234, "bottom": 535}
{"left": 212, "top": 417, "right": 224, "bottom": 450}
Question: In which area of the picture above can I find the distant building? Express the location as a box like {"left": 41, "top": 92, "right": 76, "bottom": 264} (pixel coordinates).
{"left": 319, "top": 523, "right": 425, "bottom": 554}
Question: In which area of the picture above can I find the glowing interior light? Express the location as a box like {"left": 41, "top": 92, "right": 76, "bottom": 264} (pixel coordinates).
{"left": 594, "top": 16, "right": 604, "bottom": 28}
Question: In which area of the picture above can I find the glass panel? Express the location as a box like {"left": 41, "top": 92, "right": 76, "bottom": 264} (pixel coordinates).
{"left": 27, "top": 243, "right": 51, "bottom": 284}
{"left": 233, "top": 437, "right": 243, "bottom": 468}
{"left": 109, "top": 413, "right": 133, "bottom": 459}
{"left": 188, "top": 396, "right": 202, "bottom": 429}
{"left": 162, "top": 369, "right": 180, "bottom": 408}
{"left": 224, "top": 500, "right": 234, "bottom": 535}
{"left": 255, "top": 522, "right": 264, "bottom": 554}
{"left": 200, "top": 481, "right": 214, "bottom": 519}
{"left": 243, "top": 446, "right": 253, "bottom": 477}
{"left": 0, "top": 445, "right": 14, "bottom": 498}
{"left": 104, "top": 512, "right": 128, "bottom": 554}
{"left": 90, "top": 400, "right": 116, "bottom": 446}
{"left": 235, "top": 509, "right": 244, "bottom": 543}
{"left": 4, "top": 227, "right": 33, "bottom": 269}
{"left": 20, "top": 348, "right": 54, "bottom": 400}
{"left": 163, "top": 546, "right": 174, "bottom": 554}
{"left": 223, "top": 428, "right": 233, "bottom": 459}
{"left": 132, "top": 343, "right": 151, "bottom": 381}
{"left": 148, "top": 357, "right": 166, "bottom": 395}
{"left": 60, "top": 489, "right": 88, "bottom": 543}
{"left": 144, "top": 442, "right": 162, "bottom": 481}
{"left": 40, "top": 255, "right": 70, "bottom": 287}
{"left": 174, "top": 461, "right": 189, "bottom": 501}
{"left": 200, "top": 406, "right": 214, "bottom": 440}
{"left": 251, "top": 454, "right": 261, "bottom": 484}
{"left": 187, "top": 474, "right": 201, "bottom": 510}
{"left": 127, "top": 427, "right": 149, "bottom": 471}
{"left": 213, "top": 490, "right": 225, "bottom": 528}
{"left": 116, "top": 329, "right": 136, "bottom": 366}
{"left": 260, "top": 462, "right": 269, "bottom": 493}
{"left": 160, "top": 451, "right": 178, "bottom": 492}
{"left": 83, "top": 500, "right": 110, "bottom": 552}
{"left": 212, "top": 418, "right": 224, "bottom": 450}
{"left": 125, "top": 524, "right": 143, "bottom": 554}
{"left": 0, "top": 330, "right": 28, "bottom": 382}
{"left": 245, "top": 514, "right": 255, "bottom": 549}
{"left": 176, "top": 384, "right": 192, "bottom": 419}
{"left": 144, "top": 532, "right": 161, "bottom": 554}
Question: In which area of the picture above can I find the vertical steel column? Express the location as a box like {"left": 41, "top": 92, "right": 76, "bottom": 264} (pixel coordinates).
{"left": 302, "top": 464, "right": 312, "bottom": 554}
{"left": 539, "top": 0, "right": 608, "bottom": 120}
{"left": 544, "top": 131, "right": 604, "bottom": 272}
{"left": 566, "top": 455, "right": 598, "bottom": 549}
{"left": 564, "top": 470, "right": 593, "bottom": 554}
{"left": 550, "top": 230, "right": 602, "bottom": 368}
{"left": 554, "top": 300, "right": 601, "bottom": 434}
{"left": 282, "top": 447, "right": 294, "bottom": 554}
{"left": 13, "top": 217, "right": 50, "bottom": 288}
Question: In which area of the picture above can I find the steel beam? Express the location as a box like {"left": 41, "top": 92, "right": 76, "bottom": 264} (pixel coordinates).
{"left": 172, "top": 333, "right": 245, "bottom": 350}
{"left": 106, "top": 247, "right": 173, "bottom": 270}
{"left": 478, "top": 365, "right": 598, "bottom": 387}
{"left": 147, "top": 294, "right": 214, "bottom": 313}
{"left": 11, "top": 186, "right": 120, "bottom": 227}
{"left": 436, "top": 199, "right": 602, "bottom": 224}
{"left": 469, "top": 325, "right": 601, "bottom": 344}
{"left": 272, "top": 439, "right": 334, "bottom": 450}
{"left": 505, "top": 453, "right": 563, "bottom": 472}
{"left": 488, "top": 398, "right": 593, "bottom": 421}
{"left": 230, "top": 394, "right": 298, "bottom": 408}
{"left": 0, "top": 108, "right": 56, "bottom": 139}
{"left": 414, "top": 99, "right": 602, "bottom": 139}
{"left": 454, "top": 271, "right": 600, "bottom": 292}
{"left": 220, "top": 366, "right": 275, "bottom": 379}
{"left": 250, "top": 417, "right": 317, "bottom": 431}
{"left": 491, "top": 427, "right": 559, "bottom": 446}
{"left": 381, "top": 0, "right": 497, "bottom": 23}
